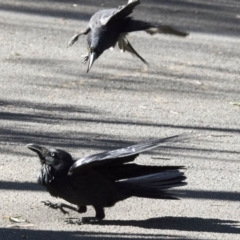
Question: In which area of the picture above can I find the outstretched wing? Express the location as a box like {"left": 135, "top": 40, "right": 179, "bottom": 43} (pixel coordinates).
{"left": 118, "top": 35, "right": 149, "bottom": 66}
{"left": 69, "top": 134, "right": 188, "bottom": 173}
{"left": 91, "top": 0, "right": 140, "bottom": 27}
{"left": 145, "top": 25, "right": 188, "bottom": 37}
{"left": 121, "top": 19, "right": 188, "bottom": 37}
{"left": 67, "top": 28, "right": 91, "bottom": 47}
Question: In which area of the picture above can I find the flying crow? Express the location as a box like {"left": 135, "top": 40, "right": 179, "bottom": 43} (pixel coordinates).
{"left": 68, "top": 0, "right": 188, "bottom": 72}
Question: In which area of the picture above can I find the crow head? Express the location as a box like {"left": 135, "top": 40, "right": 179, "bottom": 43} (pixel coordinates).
{"left": 27, "top": 144, "right": 74, "bottom": 186}
{"left": 86, "top": 32, "right": 103, "bottom": 73}
{"left": 86, "top": 28, "right": 117, "bottom": 72}
{"left": 27, "top": 144, "right": 74, "bottom": 172}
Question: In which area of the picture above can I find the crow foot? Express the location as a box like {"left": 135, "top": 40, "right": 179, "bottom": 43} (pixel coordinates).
{"left": 65, "top": 217, "right": 102, "bottom": 225}
{"left": 41, "top": 200, "right": 77, "bottom": 215}
{"left": 81, "top": 54, "right": 89, "bottom": 64}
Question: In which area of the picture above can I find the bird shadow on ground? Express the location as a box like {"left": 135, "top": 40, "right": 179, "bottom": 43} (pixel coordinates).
{"left": 0, "top": 228, "right": 195, "bottom": 240}
{"left": 93, "top": 216, "right": 240, "bottom": 234}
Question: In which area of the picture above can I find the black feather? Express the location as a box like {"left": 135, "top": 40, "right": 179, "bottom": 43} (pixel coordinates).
{"left": 68, "top": 0, "right": 188, "bottom": 72}
{"left": 27, "top": 134, "right": 188, "bottom": 221}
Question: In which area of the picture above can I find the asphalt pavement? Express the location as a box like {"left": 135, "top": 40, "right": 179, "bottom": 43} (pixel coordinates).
{"left": 0, "top": 0, "right": 240, "bottom": 239}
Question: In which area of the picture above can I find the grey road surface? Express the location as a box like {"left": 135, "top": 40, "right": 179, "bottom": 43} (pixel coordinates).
{"left": 0, "top": 0, "right": 240, "bottom": 239}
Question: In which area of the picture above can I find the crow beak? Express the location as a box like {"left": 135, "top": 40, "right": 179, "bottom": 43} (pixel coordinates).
{"left": 27, "top": 144, "right": 45, "bottom": 161}
{"left": 87, "top": 52, "right": 97, "bottom": 73}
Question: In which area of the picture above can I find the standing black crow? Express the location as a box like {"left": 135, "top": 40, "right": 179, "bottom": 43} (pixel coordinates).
{"left": 27, "top": 134, "right": 187, "bottom": 224}
{"left": 68, "top": 0, "right": 188, "bottom": 72}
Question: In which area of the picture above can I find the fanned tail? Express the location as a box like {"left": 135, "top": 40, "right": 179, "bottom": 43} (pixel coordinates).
{"left": 118, "top": 169, "right": 187, "bottom": 199}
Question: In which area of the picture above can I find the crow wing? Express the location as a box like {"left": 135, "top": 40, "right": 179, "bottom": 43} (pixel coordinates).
{"left": 118, "top": 35, "right": 149, "bottom": 65}
{"left": 69, "top": 134, "right": 187, "bottom": 173}
{"left": 90, "top": 0, "right": 140, "bottom": 28}
{"left": 67, "top": 28, "right": 91, "bottom": 47}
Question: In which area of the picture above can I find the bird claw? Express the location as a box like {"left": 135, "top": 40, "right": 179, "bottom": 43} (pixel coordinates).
{"left": 65, "top": 217, "right": 102, "bottom": 225}
{"left": 65, "top": 218, "right": 83, "bottom": 225}
{"left": 81, "top": 54, "right": 89, "bottom": 64}
{"left": 77, "top": 205, "right": 87, "bottom": 213}
{"left": 41, "top": 200, "right": 69, "bottom": 215}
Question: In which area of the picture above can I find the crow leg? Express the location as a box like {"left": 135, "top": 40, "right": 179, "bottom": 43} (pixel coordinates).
{"left": 93, "top": 205, "right": 105, "bottom": 219}
{"left": 41, "top": 200, "right": 77, "bottom": 215}
{"left": 77, "top": 205, "right": 87, "bottom": 213}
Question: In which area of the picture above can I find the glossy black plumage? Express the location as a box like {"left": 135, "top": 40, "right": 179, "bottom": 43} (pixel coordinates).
{"left": 68, "top": 0, "right": 188, "bottom": 72}
{"left": 27, "top": 134, "right": 187, "bottom": 223}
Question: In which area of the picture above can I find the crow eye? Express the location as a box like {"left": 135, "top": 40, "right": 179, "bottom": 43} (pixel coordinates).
{"left": 50, "top": 152, "right": 56, "bottom": 157}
